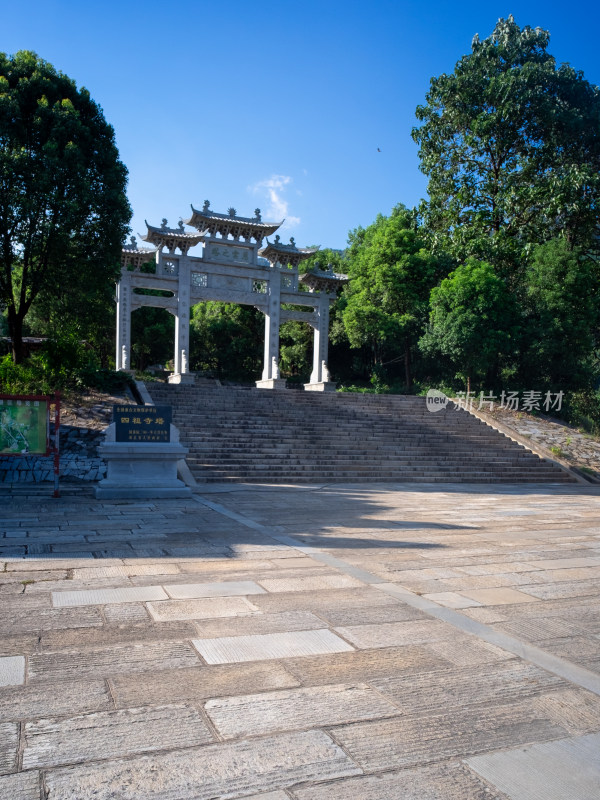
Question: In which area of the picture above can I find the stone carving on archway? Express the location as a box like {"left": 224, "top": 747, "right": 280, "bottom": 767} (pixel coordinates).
{"left": 117, "top": 202, "right": 347, "bottom": 390}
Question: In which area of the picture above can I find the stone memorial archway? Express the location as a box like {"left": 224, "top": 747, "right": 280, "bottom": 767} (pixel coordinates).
{"left": 118, "top": 201, "right": 347, "bottom": 390}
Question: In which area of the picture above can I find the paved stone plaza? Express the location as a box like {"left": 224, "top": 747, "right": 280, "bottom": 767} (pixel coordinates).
{"left": 1, "top": 481, "right": 600, "bottom": 799}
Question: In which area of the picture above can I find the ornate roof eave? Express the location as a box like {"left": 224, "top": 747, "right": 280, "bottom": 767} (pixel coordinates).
{"left": 121, "top": 236, "right": 158, "bottom": 268}
{"left": 185, "top": 205, "right": 282, "bottom": 239}
{"left": 142, "top": 221, "right": 206, "bottom": 248}
{"left": 260, "top": 238, "right": 319, "bottom": 268}
{"left": 299, "top": 270, "right": 349, "bottom": 292}
{"left": 260, "top": 242, "right": 319, "bottom": 260}
{"left": 121, "top": 245, "right": 157, "bottom": 256}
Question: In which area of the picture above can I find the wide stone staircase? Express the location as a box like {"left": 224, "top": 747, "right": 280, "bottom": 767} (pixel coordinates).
{"left": 147, "top": 383, "right": 575, "bottom": 484}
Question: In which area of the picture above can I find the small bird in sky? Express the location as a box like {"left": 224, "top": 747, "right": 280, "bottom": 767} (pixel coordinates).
{"left": 377, "top": 147, "right": 381, "bottom": 152}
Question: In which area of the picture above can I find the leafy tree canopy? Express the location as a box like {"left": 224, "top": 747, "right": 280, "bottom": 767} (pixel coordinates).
{"left": 520, "top": 238, "right": 600, "bottom": 389}
{"left": 190, "top": 302, "right": 263, "bottom": 381}
{"left": 419, "top": 258, "right": 519, "bottom": 392}
{"left": 412, "top": 16, "right": 600, "bottom": 275}
{"left": 0, "top": 50, "right": 131, "bottom": 362}
{"left": 342, "top": 205, "right": 451, "bottom": 388}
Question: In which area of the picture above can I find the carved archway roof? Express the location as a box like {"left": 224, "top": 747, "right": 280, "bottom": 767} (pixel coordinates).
{"left": 186, "top": 204, "right": 281, "bottom": 241}
{"left": 260, "top": 237, "right": 319, "bottom": 268}
{"left": 121, "top": 236, "right": 157, "bottom": 269}
{"left": 142, "top": 222, "right": 205, "bottom": 252}
{"left": 299, "top": 267, "right": 349, "bottom": 293}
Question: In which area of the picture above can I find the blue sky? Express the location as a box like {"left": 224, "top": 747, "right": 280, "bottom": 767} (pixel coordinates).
{"left": 3, "top": 0, "right": 599, "bottom": 250}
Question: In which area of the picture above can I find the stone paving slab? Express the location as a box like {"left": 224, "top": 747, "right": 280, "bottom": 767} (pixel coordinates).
{"left": 0, "top": 655, "right": 25, "bottom": 687}
{"left": 370, "top": 661, "right": 565, "bottom": 714}
{"left": 496, "top": 617, "right": 587, "bottom": 641}
{"left": 423, "top": 590, "right": 482, "bottom": 608}
{"left": 163, "top": 580, "right": 266, "bottom": 599}
{"left": 25, "top": 575, "right": 137, "bottom": 594}
{"left": 148, "top": 597, "right": 260, "bottom": 621}
{"left": 205, "top": 683, "right": 399, "bottom": 739}
{"left": 28, "top": 641, "right": 201, "bottom": 682}
{"left": 515, "top": 579, "right": 600, "bottom": 600}
{"left": 0, "top": 770, "right": 41, "bottom": 800}
{"left": 192, "top": 610, "right": 326, "bottom": 638}
{"left": 4, "top": 606, "right": 103, "bottom": 635}
{"left": 291, "top": 761, "right": 507, "bottom": 799}
{"left": 282, "top": 645, "right": 453, "bottom": 685}
{"left": 71, "top": 563, "right": 181, "bottom": 579}
{"left": 22, "top": 705, "right": 214, "bottom": 769}
{"left": 250, "top": 585, "right": 401, "bottom": 614}
{"left": 331, "top": 700, "right": 567, "bottom": 772}
{"left": 40, "top": 620, "right": 198, "bottom": 650}
{"left": 51, "top": 585, "right": 168, "bottom": 607}
{"left": 193, "top": 629, "right": 355, "bottom": 664}
{"left": 0, "top": 679, "right": 112, "bottom": 723}
{"left": 0, "top": 633, "right": 42, "bottom": 658}
{"left": 466, "top": 731, "right": 600, "bottom": 800}
{"left": 532, "top": 687, "right": 600, "bottom": 736}
{"left": 527, "top": 557, "right": 600, "bottom": 569}
{"left": 257, "top": 575, "right": 363, "bottom": 592}
{"left": 312, "top": 602, "right": 427, "bottom": 627}
{"left": 110, "top": 662, "right": 300, "bottom": 708}
{"left": 457, "top": 587, "right": 541, "bottom": 605}
{"left": 334, "top": 619, "right": 450, "bottom": 649}
{"left": 0, "top": 722, "right": 18, "bottom": 774}
{"left": 0, "top": 568, "right": 68, "bottom": 584}
{"left": 101, "top": 602, "right": 150, "bottom": 623}
{"left": 425, "top": 636, "right": 516, "bottom": 666}
{"left": 44, "top": 730, "right": 362, "bottom": 800}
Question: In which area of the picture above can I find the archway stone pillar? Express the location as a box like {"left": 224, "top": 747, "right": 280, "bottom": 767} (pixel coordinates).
{"left": 256, "top": 269, "right": 286, "bottom": 389}
{"left": 116, "top": 272, "right": 133, "bottom": 372}
{"left": 304, "top": 293, "right": 336, "bottom": 392}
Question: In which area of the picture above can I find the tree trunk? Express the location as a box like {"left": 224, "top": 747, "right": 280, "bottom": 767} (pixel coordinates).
{"left": 7, "top": 307, "right": 26, "bottom": 365}
{"left": 467, "top": 374, "right": 471, "bottom": 395}
{"left": 404, "top": 338, "right": 412, "bottom": 391}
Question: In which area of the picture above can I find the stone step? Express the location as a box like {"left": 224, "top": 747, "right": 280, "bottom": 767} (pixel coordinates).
{"left": 195, "top": 473, "right": 572, "bottom": 484}
{"left": 144, "top": 383, "right": 576, "bottom": 484}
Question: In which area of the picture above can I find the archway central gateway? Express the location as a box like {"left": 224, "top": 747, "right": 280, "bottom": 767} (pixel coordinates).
{"left": 118, "top": 202, "right": 347, "bottom": 389}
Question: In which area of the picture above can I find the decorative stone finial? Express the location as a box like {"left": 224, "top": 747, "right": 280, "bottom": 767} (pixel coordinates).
{"left": 322, "top": 361, "right": 331, "bottom": 382}
{"left": 227, "top": 207, "right": 237, "bottom": 218}
{"left": 254, "top": 208, "right": 262, "bottom": 221}
{"left": 178, "top": 219, "right": 184, "bottom": 232}
{"left": 202, "top": 200, "right": 210, "bottom": 213}
{"left": 289, "top": 237, "right": 296, "bottom": 247}
{"left": 274, "top": 234, "right": 280, "bottom": 244}
{"left": 161, "top": 218, "right": 168, "bottom": 230}
{"left": 272, "top": 357, "right": 280, "bottom": 379}
{"left": 129, "top": 235, "right": 137, "bottom": 248}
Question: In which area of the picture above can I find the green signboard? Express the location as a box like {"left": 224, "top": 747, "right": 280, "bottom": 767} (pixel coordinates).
{"left": 0, "top": 398, "right": 49, "bottom": 455}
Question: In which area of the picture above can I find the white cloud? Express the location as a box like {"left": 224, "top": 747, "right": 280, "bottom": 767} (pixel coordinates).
{"left": 250, "top": 174, "right": 300, "bottom": 228}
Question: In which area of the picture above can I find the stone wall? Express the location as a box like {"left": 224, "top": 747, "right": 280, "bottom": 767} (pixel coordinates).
{"left": 0, "top": 425, "right": 106, "bottom": 484}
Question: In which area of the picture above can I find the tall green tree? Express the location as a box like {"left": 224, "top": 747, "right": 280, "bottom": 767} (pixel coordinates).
{"left": 412, "top": 16, "right": 600, "bottom": 277}
{"left": 0, "top": 51, "right": 130, "bottom": 363}
{"left": 419, "top": 258, "right": 519, "bottom": 393}
{"left": 342, "top": 205, "right": 451, "bottom": 389}
{"left": 520, "top": 238, "right": 600, "bottom": 389}
{"left": 190, "top": 302, "right": 263, "bottom": 380}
